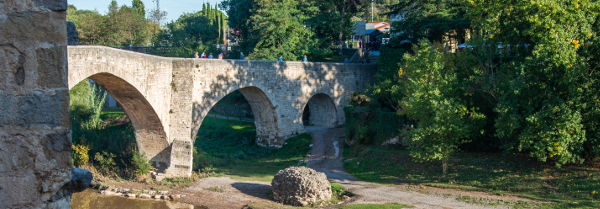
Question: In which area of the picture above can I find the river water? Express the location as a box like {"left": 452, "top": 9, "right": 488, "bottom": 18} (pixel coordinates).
{"left": 71, "top": 189, "right": 207, "bottom": 209}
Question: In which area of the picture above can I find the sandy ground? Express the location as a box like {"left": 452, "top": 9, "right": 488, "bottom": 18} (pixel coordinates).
{"left": 118, "top": 127, "right": 540, "bottom": 209}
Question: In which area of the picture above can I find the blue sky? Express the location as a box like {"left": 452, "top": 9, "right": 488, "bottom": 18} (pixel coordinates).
{"left": 68, "top": 0, "right": 225, "bottom": 23}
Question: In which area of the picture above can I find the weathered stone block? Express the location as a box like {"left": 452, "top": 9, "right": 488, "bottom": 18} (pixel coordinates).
{"left": 34, "top": 0, "right": 68, "bottom": 11}
{"left": 36, "top": 46, "right": 67, "bottom": 88}
{"left": 0, "top": 10, "right": 67, "bottom": 44}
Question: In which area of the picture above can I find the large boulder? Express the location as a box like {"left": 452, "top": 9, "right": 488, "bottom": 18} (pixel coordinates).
{"left": 271, "top": 167, "right": 332, "bottom": 206}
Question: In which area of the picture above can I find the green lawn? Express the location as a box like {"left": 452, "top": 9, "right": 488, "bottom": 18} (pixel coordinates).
{"left": 342, "top": 143, "right": 600, "bottom": 208}
{"left": 195, "top": 117, "right": 312, "bottom": 182}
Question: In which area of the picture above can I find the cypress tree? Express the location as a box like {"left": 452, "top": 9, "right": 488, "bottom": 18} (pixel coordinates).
{"left": 202, "top": 3, "right": 206, "bottom": 16}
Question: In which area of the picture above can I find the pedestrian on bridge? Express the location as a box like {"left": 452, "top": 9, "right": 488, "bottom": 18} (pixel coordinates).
{"left": 240, "top": 52, "right": 245, "bottom": 60}
{"left": 218, "top": 53, "right": 223, "bottom": 59}
{"left": 303, "top": 55, "right": 308, "bottom": 62}
{"left": 208, "top": 53, "right": 214, "bottom": 58}
{"left": 194, "top": 52, "right": 199, "bottom": 58}
{"left": 278, "top": 56, "right": 283, "bottom": 61}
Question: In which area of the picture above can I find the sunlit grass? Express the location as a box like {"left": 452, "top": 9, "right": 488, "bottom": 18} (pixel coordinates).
{"left": 195, "top": 117, "right": 311, "bottom": 182}
{"left": 342, "top": 143, "right": 600, "bottom": 208}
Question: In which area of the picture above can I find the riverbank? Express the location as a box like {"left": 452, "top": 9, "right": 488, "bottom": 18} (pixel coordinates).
{"left": 342, "top": 142, "right": 600, "bottom": 208}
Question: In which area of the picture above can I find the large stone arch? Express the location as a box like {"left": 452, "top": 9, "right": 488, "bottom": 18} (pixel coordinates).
{"left": 302, "top": 93, "right": 338, "bottom": 127}
{"left": 69, "top": 73, "right": 171, "bottom": 169}
{"left": 68, "top": 46, "right": 173, "bottom": 170}
{"left": 191, "top": 85, "right": 280, "bottom": 147}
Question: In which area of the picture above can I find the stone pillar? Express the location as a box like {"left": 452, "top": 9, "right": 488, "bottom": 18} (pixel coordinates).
{"left": 0, "top": 0, "right": 73, "bottom": 208}
{"left": 164, "top": 60, "right": 195, "bottom": 177}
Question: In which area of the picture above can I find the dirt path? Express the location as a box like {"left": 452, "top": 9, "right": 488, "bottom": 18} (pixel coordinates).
{"left": 166, "top": 127, "right": 531, "bottom": 209}
{"left": 304, "top": 127, "right": 517, "bottom": 209}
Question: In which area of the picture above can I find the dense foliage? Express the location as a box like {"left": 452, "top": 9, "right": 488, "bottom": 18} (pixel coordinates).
{"left": 348, "top": 0, "right": 600, "bottom": 174}
{"left": 387, "top": 0, "right": 470, "bottom": 44}
{"left": 151, "top": 3, "right": 227, "bottom": 57}
{"left": 221, "top": 0, "right": 369, "bottom": 61}
{"left": 67, "top": 1, "right": 157, "bottom": 46}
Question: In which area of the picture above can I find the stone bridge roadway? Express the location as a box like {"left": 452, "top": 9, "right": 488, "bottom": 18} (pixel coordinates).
{"left": 67, "top": 46, "right": 377, "bottom": 177}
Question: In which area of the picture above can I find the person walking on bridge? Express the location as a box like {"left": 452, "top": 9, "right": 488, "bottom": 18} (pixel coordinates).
{"left": 302, "top": 55, "right": 308, "bottom": 62}
{"left": 194, "top": 52, "right": 199, "bottom": 58}
{"left": 240, "top": 52, "right": 245, "bottom": 60}
{"left": 208, "top": 53, "right": 214, "bottom": 58}
{"left": 278, "top": 56, "right": 283, "bottom": 61}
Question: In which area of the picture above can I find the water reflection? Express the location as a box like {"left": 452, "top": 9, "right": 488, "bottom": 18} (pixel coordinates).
{"left": 71, "top": 189, "right": 206, "bottom": 209}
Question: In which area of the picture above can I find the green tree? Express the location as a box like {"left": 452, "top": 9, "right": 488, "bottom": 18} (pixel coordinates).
{"left": 468, "top": 0, "right": 600, "bottom": 166}
{"left": 243, "top": 0, "right": 318, "bottom": 60}
{"left": 400, "top": 40, "right": 485, "bottom": 175}
{"left": 388, "top": 0, "right": 470, "bottom": 44}
{"left": 132, "top": 0, "right": 145, "bottom": 17}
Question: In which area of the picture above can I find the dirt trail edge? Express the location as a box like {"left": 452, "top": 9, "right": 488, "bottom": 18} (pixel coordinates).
{"left": 304, "top": 126, "right": 509, "bottom": 209}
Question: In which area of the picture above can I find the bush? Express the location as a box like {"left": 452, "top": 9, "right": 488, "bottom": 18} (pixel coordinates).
{"left": 132, "top": 149, "right": 152, "bottom": 176}
{"left": 71, "top": 142, "right": 91, "bottom": 167}
{"left": 330, "top": 183, "right": 346, "bottom": 196}
{"left": 94, "top": 151, "right": 116, "bottom": 174}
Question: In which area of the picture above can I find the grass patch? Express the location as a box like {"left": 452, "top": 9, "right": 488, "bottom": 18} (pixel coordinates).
{"left": 342, "top": 143, "right": 600, "bottom": 208}
{"left": 100, "top": 108, "right": 125, "bottom": 119}
{"left": 337, "top": 203, "right": 414, "bottom": 209}
{"left": 194, "top": 117, "right": 312, "bottom": 182}
{"left": 204, "top": 186, "right": 226, "bottom": 193}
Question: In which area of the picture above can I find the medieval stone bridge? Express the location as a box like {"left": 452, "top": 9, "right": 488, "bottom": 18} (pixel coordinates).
{"left": 67, "top": 46, "right": 377, "bottom": 177}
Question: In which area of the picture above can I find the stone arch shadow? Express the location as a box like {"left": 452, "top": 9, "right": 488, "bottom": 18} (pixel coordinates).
{"left": 69, "top": 73, "right": 171, "bottom": 170}
{"left": 302, "top": 93, "right": 338, "bottom": 128}
{"left": 191, "top": 85, "right": 281, "bottom": 147}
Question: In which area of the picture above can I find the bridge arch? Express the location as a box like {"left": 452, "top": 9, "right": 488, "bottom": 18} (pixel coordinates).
{"left": 68, "top": 46, "right": 174, "bottom": 170}
{"left": 302, "top": 93, "right": 338, "bottom": 127}
{"left": 192, "top": 86, "right": 281, "bottom": 147}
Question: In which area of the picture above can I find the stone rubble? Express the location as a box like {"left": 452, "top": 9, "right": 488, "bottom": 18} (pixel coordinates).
{"left": 99, "top": 186, "right": 183, "bottom": 202}
{"left": 271, "top": 167, "right": 333, "bottom": 206}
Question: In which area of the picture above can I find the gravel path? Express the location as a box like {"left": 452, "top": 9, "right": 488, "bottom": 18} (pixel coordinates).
{"left": 304, "top": 126, "right": 509, "bottom": 209}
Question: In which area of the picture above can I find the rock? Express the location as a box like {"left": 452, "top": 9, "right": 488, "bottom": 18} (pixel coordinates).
{"left": 154, "top": 195, "right": 162, "bottom": 199}
{"left": 126, "top": 193, "right": 136, "bottom": 198}
{"left": 101, "top": 191, "right": 115, "bottom": 195}
{"left": 114, "top": 193, "right": 123, "bottom": 196}
{"left": 138, "top": 194, "right": 151, "bottom": 199}
{"left": 66, "top": 21, "right": 78, "bottom": 45}
{"left": 342, "top": 195, "right": 350, "bottom": 201}
{"left": 271, "top": 167, "right": 332, "bottom": 206}
{"left": 382, "top": 136, "right": 400, "bottom": 145}
{"left": 161, "top": 196, "right": 171, "bottom": 200}
{"left": 159, "top": 191, "right": 169, "bottom": 195}
{"left": 148, "top": 191, "right": 156, "bottom": 195}
{"left": 171, "top": 195, "right": 181, "bottom": 200}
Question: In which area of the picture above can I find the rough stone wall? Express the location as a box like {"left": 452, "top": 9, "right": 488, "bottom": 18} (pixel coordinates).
{"left": 210, "top": 105, "right": 254, "bottom": 118}
{"left": 0, "top": 0, "right": 73, "bottom": 208}
{"left": 306, "top": 93, "right": 338, "bottom": 127}
{"left": 190, "top": 59, "right": 377, "bottom": 147}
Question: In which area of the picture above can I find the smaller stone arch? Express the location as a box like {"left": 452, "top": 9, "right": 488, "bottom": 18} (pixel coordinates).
{"left": 303, "top": 93, "right": 338, "bottom": 127}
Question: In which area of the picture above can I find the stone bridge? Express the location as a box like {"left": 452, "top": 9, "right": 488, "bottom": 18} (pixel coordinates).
{"left": 67, "top": 46, "right": 377, "bottom": 177}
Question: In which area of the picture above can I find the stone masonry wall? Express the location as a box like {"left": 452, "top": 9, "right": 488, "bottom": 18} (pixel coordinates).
{"left": 0, "top": 0, "right": 73, "bottom": 208}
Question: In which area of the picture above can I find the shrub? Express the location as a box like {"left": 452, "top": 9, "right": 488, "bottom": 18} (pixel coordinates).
{"left": 132, "top": 149, "right": 152, "bottom": 176}
{"left": 71, "top": 142, "right": 91, "bottom": 167}
{"left": 94, "top": 151, "right": 116, "bottom": 173}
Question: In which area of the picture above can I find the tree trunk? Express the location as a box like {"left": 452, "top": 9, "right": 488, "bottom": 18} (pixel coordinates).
{"left": 442, "top": 157, "right": 447, "bottom": 175}
{"left": 338, "top": 7, "right": 345, "bottom": 56}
